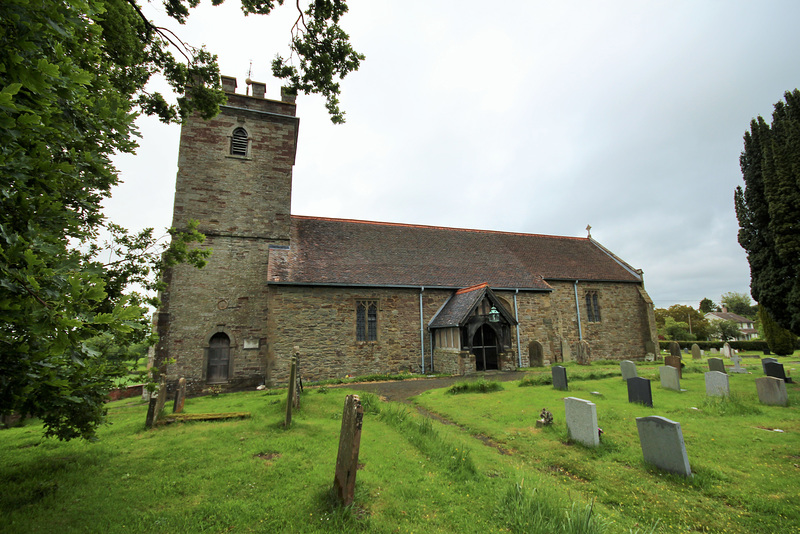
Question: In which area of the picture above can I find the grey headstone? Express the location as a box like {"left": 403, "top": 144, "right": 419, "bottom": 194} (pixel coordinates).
{"left": 722, "top": 343, "right": 732, "bottom": 358}
{"left": 576, "top": 340, "right": 591, "bottom": 365}
{"left": 561, "top": 339, "right": 572, "bottom": 362}
{"left": 172, "top": 377, "right": 186, "bottom": 413}
{"left": 669, "top": 341, "right": 681, "bottom": 357}
{"left": 704, "top": 371, "right": 729, "bottom": 397}
{"left": 659, "top": 365, "right": 681, "bottom": 391}
{"left": 552, "top": 365, "right": 568, "bottom": 391}
{"left": 730, "top": 353, "right": 747, "bottom": 374}
{"left": 645, "top": 340, "right": 657, "bottom": 356}
{"left": 764, "top": 361, "right": 793, "bottom": 383}
{"left": 644, "top": 353, "right": 655, "bottom": 362}
{"left": 627, "top": 376, "right": 653, "bottom": 407}
{"left": 755, "top": 377, "right": 789, "bottom": 406}
{"left": 664, "top": 355, "right": 683, "bottom": 378}
{"left": 708, "top": 357, "right": 726, "bottom": 374}
{"left": 636, "top": 416, "right": 692, "bottom": 477}
{"left": 564, "top": 397, "right": 599, "bottom": 447}
{"left": 710, "top": 348, "right": 718, "bottom": 354}
{"left": 528, "top": 340, "right": 544, "bottom": 367}
{"left": 333, "top": 394, "right": 364, "bottom": 506}
{"left": 691, "top": 344, "right": 701, "bottom": 360}
{"left": 620, "top": 360, "right": 638, "bottom": 381}
{"left": 761, "top": 357, "right": 778, "bottom": 374}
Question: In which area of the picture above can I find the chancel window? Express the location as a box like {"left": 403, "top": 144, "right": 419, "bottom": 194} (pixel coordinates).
{"left": 230, "top": 127, "right": 249, "bottom": 156}
{"left": 356, "top": 300, "right": 378, "bottom": 342}
{"left": 585, "top": 291, "right": 601, "bottom": 322}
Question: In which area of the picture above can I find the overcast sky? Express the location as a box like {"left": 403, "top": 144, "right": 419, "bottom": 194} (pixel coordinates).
{"left": 107, "top": 1, "right": 800, "bottom": 310}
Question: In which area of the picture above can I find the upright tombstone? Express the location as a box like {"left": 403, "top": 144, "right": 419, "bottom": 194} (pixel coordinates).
{"left": 764, "top": 361, "right": 793, "bottom": 383}
{"left": 627, "top": 377, "right": 653, "bottom": 407}
{"left": 691, "top": 344, "right": 701, "bottom": 360}
{"left": 722, "top": 343, "right": 732, "bottom": 358}
{"left": 620, "top": 360, "right": 638, "bottom": 381}
{"left": 669, "top": 341, "right": 681, "bottom": 358}
{"left": 708, "top": 358, "right": 726, "bottom": 374}
{"left": 704, "top": 371, "right": 730, "bottom": 397}
{"left": 755, "top": 377, "right": 789, "bottom": 406}
{"left": 333, "top": 394, "right": 364, "bottom": 506}
{"left": 145, "top": 377, "right": 167, "bottom": 429}
{"left": 761, "top": 357, "right": 778, "bottom": 374}
{"left": 173, "top": 377, "right": 187, "bottom": 413}
{"left": 664, "top": 355, "right": 682, "bottom": 378}
{"left": 659, "top": 366, "right": 682, "bottom": 392}
{"left": 730, "top": 353, "right": 747, "bottom": 374}
{"left": 710, "top": 348, "right": 718, "bottom": 355}
{"left": 645, "top": 340, "right": 657, "bottom": 360}
{"left": 564, "top": 397, "right": 599, "bottom": 447}
{"left": 285, "top": 357, "right": 298, "bottom": 428}
{"left": 576, "top": 340, "right": 591, "bottom": 365}
{"left": 552, "top": 365, "right": 568, "bottom": 391}
{"left": 636, "top": 416, "right": 692, "bottom": 477}
{"left": 528, "top": 340, "right": 544, "bottom": 367}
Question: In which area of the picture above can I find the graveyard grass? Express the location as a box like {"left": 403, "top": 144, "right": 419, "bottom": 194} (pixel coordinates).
{"left": 1, "top": 356, "right": 799, "bottom": 533}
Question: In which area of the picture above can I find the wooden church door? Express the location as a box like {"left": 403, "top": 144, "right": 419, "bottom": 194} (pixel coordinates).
{"left": 473, "top": 324, "right": 499, "bottom": 371}
{"left": 207, "top": 333, "right": 231, "bottom": 383}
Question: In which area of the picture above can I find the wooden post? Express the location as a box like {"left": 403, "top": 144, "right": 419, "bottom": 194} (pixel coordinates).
{"left": 285, "top": 357, "right": 297, "bottom": 427}
{"left": 333, "top": 394, "right": 363, "bottom": 506}
{"left": 173, "top": 377, "right": 186, "bottom": 413}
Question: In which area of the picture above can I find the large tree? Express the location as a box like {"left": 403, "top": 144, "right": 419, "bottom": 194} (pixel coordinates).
{"left": 735, "top": 90, "right": 800, "bottom": 334}
{"left": 719, "top": 291, "right": 757, "bottom": 319}
{"left": 654, "top": 305, "right": 712, "bottom": 341}
{"left": 759, "top": 305, "right": 797, "bottom": 355}
{"left": 0, "top": 0, "right": 362, "bottom": 440}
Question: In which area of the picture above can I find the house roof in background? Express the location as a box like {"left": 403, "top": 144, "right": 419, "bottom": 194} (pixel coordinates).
{"left": 267, "top": 216, "right": 644, "bottom": 289}
{"left": 705, "top": 311, "right": 752, "bottom": 324}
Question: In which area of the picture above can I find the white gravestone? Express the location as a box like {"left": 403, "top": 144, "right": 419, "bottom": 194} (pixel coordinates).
{"left": 704, "top": 371, "right": 729, "bottom": 397}
{"left": 659, "top": 365, "right": 682, "bottom": 391}
{"left": 564, "top": 397, "right": 600, "bottom": 447}
{"left": 620, "top": 360, "right": 638, "bottom": 381}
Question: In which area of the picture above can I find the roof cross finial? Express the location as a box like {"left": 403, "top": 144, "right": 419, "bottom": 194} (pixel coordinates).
{"left": 586, "top": 224, "right": 592, "bottom": 238}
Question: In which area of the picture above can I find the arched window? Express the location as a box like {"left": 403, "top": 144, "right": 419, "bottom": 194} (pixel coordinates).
{"left": 585, "top": 291, "right": 601, "bottom": 322}
{"left": 230, "top": 127, "right": 248, "bottom": 156}
{"left": 207, "top": 332, "right": 231, "bottom": 383}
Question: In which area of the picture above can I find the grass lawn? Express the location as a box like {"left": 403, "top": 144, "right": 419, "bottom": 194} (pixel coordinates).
{"left": 1, "top": 355, "right": 799, "bottom": 533}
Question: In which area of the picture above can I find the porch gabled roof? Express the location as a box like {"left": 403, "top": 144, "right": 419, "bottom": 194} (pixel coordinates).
{"left": 428, "top": 283, "right": 517, "bottom": 329}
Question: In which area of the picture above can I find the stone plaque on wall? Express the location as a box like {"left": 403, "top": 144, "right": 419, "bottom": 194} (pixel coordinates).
{"left": 243, "top": 338, "right": 260, "bottom": 350}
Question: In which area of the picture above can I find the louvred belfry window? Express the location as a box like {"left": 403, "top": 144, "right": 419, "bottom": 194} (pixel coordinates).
{"left": 230, "top": 127, "right": 248, "bottom": 156}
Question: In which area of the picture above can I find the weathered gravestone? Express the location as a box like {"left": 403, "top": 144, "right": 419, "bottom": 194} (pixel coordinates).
{"left": 528, "top": 340, "right": 544, "bottom": 367}
{"left": 644, "top": 353, "right": 655, "bottom": 362}
{"left": 564, "top": 397, "right": 599, "bottom": 447}
{"left": 552, "top": 365, "right": 568, "bottom": 391}
{"left": 173, "top": 377, "right": 186, "bottom": 413}
{"left": 755, "top": 377, "right": 789, "bottom": 406}
{"left": 645, "top": 340, "right": 657, "bottom": 360}
{"left": 620, "top": 360, "right": 638, "bottom": 381}
{"left": 284, "top": 357, "right": 298, "bottom": 428}
{"left": 145, "top": 377, "right": 167, "bottom": 429}
{"left": 730, "top": 353, "right": 747, "bottom": 374}
{"left": 708, "top": 358, "right": 726, "bottom": 374}
{"left": 561, "top": 338, "right": 572, "bottom": 363}
{"left": 683, "top": 348, "right": 689, "bottom": 355}
{"left": 710, "top": 348, "right": 718, "bottom": 355}
{"left": 704, "top": 371, "right": 729, "bottom": 397}
{"left": 659, "top": 365, "right": 682, "bottom": 392}
{"left": 761, "top": 357, "right": 778, "bottom": 374}
{"left": 576, "top": 340, "right": 591, "bottom": 365}
{"left": 627, "top": 377, "right": 653, "bottom": 407}
{"left": 691, "top": 344, "right": 701, "bottom": 360}
{"left": 669, "top": 341, "right": 681, "bottom": 358}
{"left": 722, "top": 343, "right": 732, "bottom": 358}
{"left": 636, "top": 416, "right": 692, "bottom": 477}
{"left": 664, "top": 355, "right": 683, "bottom": 379}
{"left": 764, "top": 361, "right": 793, "bottom": 383}
{"left": 333, "top": 394, "right": 364, "bottom": 506}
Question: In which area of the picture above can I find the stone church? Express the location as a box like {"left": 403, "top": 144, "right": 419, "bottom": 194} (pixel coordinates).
{"left": 154, "top": 76, "right": 658, "bottom": 394}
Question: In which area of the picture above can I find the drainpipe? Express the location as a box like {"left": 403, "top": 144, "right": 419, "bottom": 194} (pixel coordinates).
{"left": 514, "top": 289, "right": 522, "bottom": 367}
{"left": 429, "top": 331, "right": 434, "bottom": 374}
{"left": 419, "top": 287, "right": 425, "bottom": 373}
{"left": 573, "top": 280, "right": 583, "bottom": 340}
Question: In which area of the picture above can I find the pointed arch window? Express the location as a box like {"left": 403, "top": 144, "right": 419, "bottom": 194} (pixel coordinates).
{"left": 356, "top": 300, "right": 378, "bottom": 342}
{"left": 585, "top": 291, "right": 601, "bottom": 322}
{"left": 230, "top": 127, "right": 249, "bottom": 156}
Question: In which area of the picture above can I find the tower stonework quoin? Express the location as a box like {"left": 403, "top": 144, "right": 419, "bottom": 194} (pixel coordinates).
{"left": 155, "top": 77, "right": 298, "bottom": 394}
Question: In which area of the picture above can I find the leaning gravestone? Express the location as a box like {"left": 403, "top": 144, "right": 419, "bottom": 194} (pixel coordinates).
{"left": 669, "top": 341, "right": 681, "bottom": 358}
{"left": 755, "top": 377, "right": 789, "bottom": 406}
{"left": 708, "top": 357, "right": 726, "bottom": 374}
{"left": 761, "top": 357, "right": 778, "bottom": 374}
{"left": 636, "top": 416, "right": 692, "bottom": 476}
{"left": 664, "top": 355, "right": 683, "bottom": 378}
{"left": 764, "top": 361, "right": 793, "bottom": 383}
{"left": 552, "top": 365, "right": 568, "bottom": 391}
{"left": 691, "top": 344, "right": 701, "bottom": 360}
{"left": 564, "top": 397, "right": 599, "bottom": 447}
{"left": 145, "top": 377, "right": 167, "bottom": 429}
{"left": 333, "top": 394, "right": 364, "bottom": 506}
{"left": 173, "top": 377, "right": 187, "bottom": 413}
{"left": 627, "top": 376, "right": 653, "bottom": 407}
{"left": 704, "top": 371, "right": 729, "bottom": 397}
{"left": 528, "top": 340, "right": 544, "bottom": 367}
{"left": 722, "top": 342, "right": 732, "bottom": 358}
{"left": 620, "top": 360, "right": 638, "bottom": 381}
{"left": 659, "top": 366, "right": 682, "bottom": 392}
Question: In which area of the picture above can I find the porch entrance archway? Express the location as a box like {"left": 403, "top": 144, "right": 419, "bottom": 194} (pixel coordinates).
{"left": 472, "top": 324, "right": 499, "bottom": 371}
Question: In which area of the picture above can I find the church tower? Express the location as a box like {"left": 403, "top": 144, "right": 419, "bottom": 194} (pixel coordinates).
{"left": 155, "top": 76, "right": 299, "bottom": 394}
